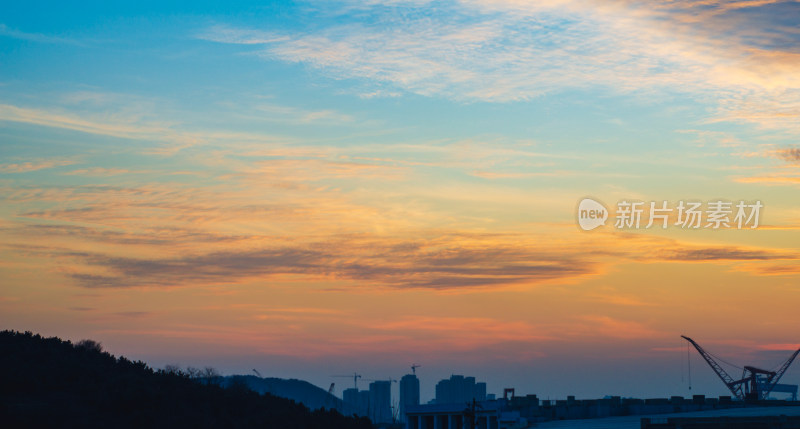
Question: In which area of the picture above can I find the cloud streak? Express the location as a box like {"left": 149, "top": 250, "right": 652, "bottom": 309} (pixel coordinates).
{"left": 56, "top": 235, "right": 597, "bottom": 289}
{"left": 9, "top": 227, "right": 795, "bottom": 291}
{"left": 0, "top": 159, "right": 75, "bottom": 173}
{"left": 202, "top": 0, "right": 800, "bottom": 135}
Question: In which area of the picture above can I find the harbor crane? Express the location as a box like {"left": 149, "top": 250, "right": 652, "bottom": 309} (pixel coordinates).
{"left": 682, "top": 335, "right": 800, "bottom": 401}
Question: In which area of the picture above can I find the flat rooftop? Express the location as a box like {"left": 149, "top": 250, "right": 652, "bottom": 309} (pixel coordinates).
{"left": 535, "top": 405, "right": 800, "bottom": 429}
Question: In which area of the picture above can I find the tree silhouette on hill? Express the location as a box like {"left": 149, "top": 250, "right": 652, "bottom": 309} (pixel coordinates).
{"left": 0, "top": 330, "right": 373, "bottom": 429}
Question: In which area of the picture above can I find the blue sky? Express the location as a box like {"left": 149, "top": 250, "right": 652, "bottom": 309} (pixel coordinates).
{"left": 2, "top": 0, "right": 800, "bottom": 402}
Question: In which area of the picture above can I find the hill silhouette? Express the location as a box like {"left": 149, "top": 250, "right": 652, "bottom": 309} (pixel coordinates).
{"left": 0, "top": 330, "right": 373, "bottom": 429}
{"left": 222, "top": 375, "right": 344, "bottom": 411}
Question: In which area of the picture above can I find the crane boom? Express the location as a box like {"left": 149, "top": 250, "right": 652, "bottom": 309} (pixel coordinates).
{"left": 332, "top": 373, "right": 361, "bottom": 390}
{"left": 682, "top": 336, "right": 800, "bottom": 401}
{"left": 681, "top": 335, "right": 743, "bottom": 399}
{"left": 324, "top": 383, "right": 337, "bottom": 411}
{"left": 761, "top": 347, "right": 800, "bottom": 399}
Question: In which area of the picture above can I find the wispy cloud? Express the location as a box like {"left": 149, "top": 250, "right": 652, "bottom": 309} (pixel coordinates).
{"left": 10, "top": 220, "right": 798, "bottom": 291}
{"left": 470, "top": 170, "right": 561, "bottom": 179}
{"left": 656, "top": 246, "right": 796, "bottom": 262}
{"left": 254, "top": 103, "right": 354, "bottom": 124}
{"left": 0, "top": 103, "right": 177, "bottom": 142}
{"left": 4, "top": 152, "right": 799, "bottom": 292}
{"left": 0, "top": 91, "right": 364, "bottom": 157}
{"left": 63, "top": 168, "right": 143, "bottom": 177}
{"left": 735, "top": 175, "right": 800, "bottom": 185}
{"left": 0, "top": 23, "right": 79, "bottom": 45}
{"left": 757, "top": 343, "right": 800, "bottom": 351}
{"left": 734, "top": 262, "right": 800, "bottom": 276}
{"left": 52, "top": 234, "right": 598, "bottom": 289}
{"left": 0, "top": 159, "right": 75, "bottom": 173}
{"left": 203, "top": 0, "right": 800, "bottom": 134}
{"left": 578, "top": 315, "right": 663, "bottom": 340}
{"left": 198, "top": 24, "right": 289, "bottom": 45}
{"left": 587, "top": 292, "right": 656, "bottom": 307}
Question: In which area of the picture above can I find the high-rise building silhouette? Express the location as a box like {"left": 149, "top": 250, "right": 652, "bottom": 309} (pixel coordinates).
{"left": 343, "top": 387, "right": 370, "bottom": 417}
{"left": 357, "top": 390, "right": 370, "bottom": 417}
{"left": 343, "top": 387, "right": 358, "bottom": 407}
{"left": 399, "top": 373, "right": 420, "bottom": 423}
{"left": 435, "top": 375, "right": 487, "bottom": 405}
{"left": 369, "top": 380, "right": 392, "bottom": 423}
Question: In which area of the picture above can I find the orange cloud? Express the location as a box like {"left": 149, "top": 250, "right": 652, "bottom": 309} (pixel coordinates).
{"left": 734, "top": 263, "right": 800, "bottom": 276}
{"left": 758, "top": 343, "right": 800, "bottom": 351}
{"left": 735, "top": 176, "right": 800, "bottom": 185}
{"left": 579, "top": 316, "right": 664, "bottom": 340}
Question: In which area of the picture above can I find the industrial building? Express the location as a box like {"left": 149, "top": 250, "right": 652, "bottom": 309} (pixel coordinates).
{"left": 406, "top": 400, "right": 512, "bottom": 429}
{"left": 404, "top": 393, "right": 800, "bottom": 429}
{"left": 641, "top": 415, "right": 800, "bottom": 429}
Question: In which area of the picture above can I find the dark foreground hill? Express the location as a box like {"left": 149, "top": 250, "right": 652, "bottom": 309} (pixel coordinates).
{"left": 0, "top": 330, "right": 373, "bottom": 429}
{"left": 222, "top": 375, "right": 344, "bottom": 411}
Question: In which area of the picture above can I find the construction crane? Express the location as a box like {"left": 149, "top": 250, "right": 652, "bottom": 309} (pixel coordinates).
{"left": 363, "top": 377, "right": 398, "bottom": 384}
{"left": 391, "top": 400, "right": 400, "bottom": 424}
{"left": 332, "top": 373, "right": 361, "bottom": 390}
{"left": 411, "top": 364, "right": 421, "bottom": 375}
{"left": 682, "top": 335, "right": 800, "bottom": 401}
{"left": 324, "top": 383, "right": 337, "bottom": 411}
{"left": 252, "top": 369, "right": 263, "bottom": 378}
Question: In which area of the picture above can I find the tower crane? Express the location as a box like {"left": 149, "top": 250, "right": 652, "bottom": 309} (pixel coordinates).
{"left": 682, "top": 335, "right": 800, "bottom": 401}
{"left": 332, "top": 372, "right": 362, "bottom": 390}
{"left": 411, "top": 364, "right": 421, "bottom": 375}
{"left": 362, "top": 377, "right": 398, "bottom": 384}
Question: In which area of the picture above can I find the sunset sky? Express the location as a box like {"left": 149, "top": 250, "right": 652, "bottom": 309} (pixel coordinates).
{"left": 2, "top": 0, "right": 800, "bottom": 402}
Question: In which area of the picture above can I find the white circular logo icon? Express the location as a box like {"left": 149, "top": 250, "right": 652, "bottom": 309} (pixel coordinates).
{"left": 577, "top": 198, "right": 608, "bottom": 231}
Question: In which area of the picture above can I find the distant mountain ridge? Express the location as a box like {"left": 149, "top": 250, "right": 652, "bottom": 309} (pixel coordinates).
{"left": 222, "top": 375, "right": 344, "bottom": 411}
